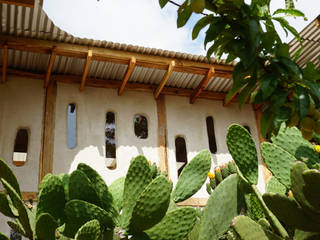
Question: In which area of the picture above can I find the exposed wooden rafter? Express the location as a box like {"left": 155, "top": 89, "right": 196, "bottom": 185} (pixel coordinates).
{"left": 154, "top": 61, "right": 175, "bottom": 99}
{"left": 80, "top": 50, "right": 93, "bottom": 91}
{"left": 118, "top": 56, "right": 136, "bottom": 96}
{"left": 44, "top": 47, "right": 56, "bottom": 88}
{"left": 0, "top": 35, "right": 233, "bottom": 79}
{"left": 1, "top": 45, "right": 8, "bottom": 84}
{"left": 0, "top": 0, "right": 34, "bottom": 8}
{"left": 190, "top": 66, "right": 215, "bottom": 104}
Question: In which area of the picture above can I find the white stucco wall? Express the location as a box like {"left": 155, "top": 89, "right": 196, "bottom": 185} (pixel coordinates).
{"left": 53, "top": 83, "right": 159, "bottom": 186}
{"left": 0, "top": 76, "right": 44, "bottom": 192}
{"left": 165, "top": 96, "right": 265, "bottom": 198}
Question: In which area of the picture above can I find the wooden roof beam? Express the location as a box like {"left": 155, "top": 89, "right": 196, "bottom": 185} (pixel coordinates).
{"left": 0, "top": 0, "right": 34, "bottom": 7}
{"left": 44, "top": 47, "right": 56, "bottom": 88}
{"left": 154, "top": 61, "right": 175, "bottom": 99}
{"left": 1, "top": 45, "right": 8, "bottom": 84}
{"left": 118, "top": 57, "right": 136, "bottom": 96}
{"left": 80, "top": 50, "right": 93, "bottom": 91}
{"left": 0, "top": 35, "right": 233, "bottom": 78}
{"left": 190, "top": 67, "right": 215, "bottom": 104}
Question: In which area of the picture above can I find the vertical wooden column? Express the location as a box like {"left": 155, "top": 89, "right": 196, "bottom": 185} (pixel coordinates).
{"left": 156, "top": 94, "right": 169, "bottom": 177}
{"left": 254, "top": 107, "right": 272, "bottom": 183}
{"left": 38, "top": 80, "right": 57, "bottom": 184}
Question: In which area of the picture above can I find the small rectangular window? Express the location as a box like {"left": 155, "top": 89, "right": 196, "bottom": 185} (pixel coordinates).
{"left": 67, "top": 103, "right": 77, "bottom": 149}
{"left": 206, "top": 117, "right": 217, "bottom": 154}
{"left": 106, "top": 112, "right": 116, "bottom": 170}
{"left": 175, "top": 136, "right": 187, "bottom": 176}
{"left": 13, "top": 129, "right": 29, "bottom": 166}
{"left": 134, "top": 115, "right": 148, "bottom": 139}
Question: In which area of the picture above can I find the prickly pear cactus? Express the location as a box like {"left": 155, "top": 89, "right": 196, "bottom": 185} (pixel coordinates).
{"left": 265, "top": 177, "right": 287, "bottom": 195}
{"left": 74, "top": 220, "right": 101, "bottom": 240}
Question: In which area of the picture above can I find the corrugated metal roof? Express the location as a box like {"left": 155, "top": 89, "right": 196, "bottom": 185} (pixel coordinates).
{"left": 0, "top": 0, "right": 234, "bottom": 93}
{"left": 289, "top": 15, "right": 320, "bottom": 68}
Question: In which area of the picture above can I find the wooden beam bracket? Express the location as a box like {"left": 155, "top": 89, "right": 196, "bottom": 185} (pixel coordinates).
{"left": 118, "top": 56, "right": 136, "bottom": 95}
{"left": 154, "top": 60, "right": 175, "bottom": 99}
{"left": 80, "top": 49, "right": 93, "bottom": 91}
{"left": 44, "top": 46, "right": 57, "bottom": 88}
{"left": 190, "top": 66, "right": 215, "bottom": 104}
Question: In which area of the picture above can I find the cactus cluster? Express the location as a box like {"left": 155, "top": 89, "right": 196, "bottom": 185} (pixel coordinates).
{"left": 206, "top": 162, "right": 237, "bottom": 195}
{"left": 0, "top": 149, "right": 212, "bottom": 240}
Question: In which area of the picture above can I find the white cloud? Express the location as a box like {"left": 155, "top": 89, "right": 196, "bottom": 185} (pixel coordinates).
{"left": 43, "top": 0, "right": 206, "bottom": 55}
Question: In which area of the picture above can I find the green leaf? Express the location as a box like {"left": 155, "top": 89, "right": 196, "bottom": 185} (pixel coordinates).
{"left": 192, "top": 15, "right": 214, "bottom": 40}
{"left": 159, "top": 0, "right": 169, "bottom": 8}
{"left": 0, "top": 158, "right": 21, "bottom": 197}
{"left": 273, "top": 8, "right": 305, "bottom": 17}
{"left": 248, "top": 19, "right": 261, "bottom": 54}
{"left": 204, "top": 20, "right": 226, "bottom": 48}
{"left": 269, "top": 89, "right": 287, "bottom": 112}
{"left": 260, "top": 109, "right": 275, "bottom": 139}
{"left": 177, "top": 5, "right": 192, "bottom": 28}
{"left": 285, "top": 0, "right": 295, "bottom": 9}
{"left": 190, "top": 0, "right": 205, "bottom": 13}
{"left": 303, "top": 62, "right": 320, "bottom": 81}
{"left": 276, "top": 44, "right": 290, "bottom": 58}
{"left": 0, "top": 232, "right": 9, "bottom": 240}
{"left": 273, "top": 106, "right": 291, "bottom": 127}
{"left": 273, "top": 17, "right": 301, "bottom": 42}
{"left": 279, "top": 57, "right": 303, "bottom": 80}
{"left": 260, "top": 74, "right": 278, "bottom": 99}
{"left": 238, "top": 77, "right": 257, "bottom": 109}
{"left": 294, "top": 85, "right": 310, "bottom": 118}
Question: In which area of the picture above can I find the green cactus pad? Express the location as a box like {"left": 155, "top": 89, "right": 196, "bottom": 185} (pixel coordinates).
{"left": 7, "top": 220, "right": 26, "bottom": 236}
{"left": 257, "top": 218, "right": 270, "bottom": 230}
{"left": 291, "top": 162, "right": 317, "bottom": 212}
{"left": 209, "top": 178, "right": 216, "bottom": 190}
{"left": 74, "top": 219, "right": 101, "bottom": 240}
{"left": 130, "top": 232, "right": 151, "bottom": 240}
{"left": 294, "top": 230, "right": 320, "bottom": 240}
{"left": 263, "top": 193, "right": 320, "bottom": 232}
{"left": 221, "top": 166, "right": 230, "bottom": 179}
{"left": 63, "top": 199, "right": 114, "bottom": 238}
{"left": 231, "top": 215, "right": 270, "bottom": 240}
{"left": 77, "top": 164, "right": 115, "bottom": 214}
{"left": 188, "top": 217, "right": 201, "bottom": 240}
{"left": 0, "top": 158, "right": 21, "bottom": 197}
{"left": 0, "top": 232, "right": 9, "bottom": 240}
{"left": 128, "top": 176, "right": 172, "bottom": 233}
{"left": 227, "top": 162, "right": 237, "bottom": 174}
{"left": 226, "top": 125, "right": 258, "bottom": 185}
{"left": 245, "top": 193, "right": 265, "bottom": 221}
{"left": 266, "top": 177, "right": 287, "bottom": 195}
{"left": 215, "top": 168, "right": 223, "bottom": 184}
{"left": 172, "top": 150, "right": 211, "bottom": 203}
{"left": 271, "top": 124, "right": 319, "bottom": 167}
{"left": 122, "top": 155, "right": 152, "bottom": 228}
{"left": 0, "top": 179, "right": 32, "bottom": 238}
{"left": 146, "top": 207, "right": 196, "bottom": 240}
{"left": 69, "top": 170, "right": 101, "bottom": 207}
{"left": 36, "top": 174, "right": 65, "bottom": 223}
{"left": 302, "top": 169, "right": 320, "bottom": 212}
{"left": 35, "top": 213, "right": 58, "bottom": 240}
{"left": 109, "top": 177, "right": 125, "bottom": 211}
{"left": 0, "top": 192, "right": 18, "bottom": 218}
{"left": 58, "top": 173, "right": 70, "bottom": 201}
{"left": 199, "top": 174, "right": 241, "bottom": 240}
{"left": 261, "top": 142, "right": 295, "bottom": 188}
{"left": 206, "top": 183, "right": 212, "bottom": 195}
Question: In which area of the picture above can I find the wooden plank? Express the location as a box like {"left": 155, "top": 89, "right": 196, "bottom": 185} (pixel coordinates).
{"left": 80, "top": 50, "right": 93, "bottom": 91}
{"left": 118, "top": 56, "right": 136, "bottom": 95}
{"left": 254, "top": 106, "right": 272, "bottom": 184}
{"left": 0, "top": 35, "right": 234, "bottom": 78}
{"left": 156, "top": 95, "right": 169, "bottom": 175}
{"left": 38, "top": 80, "right": 57, "bottom": 183}
{"left": 177, "top": 198, "right": 207, "bottom": 207}
{"left": 0, "top": 0, "right": 34, "bottom": 7}
{"left": 190, "top": 66, "right": 215, "bottom": 104}
{"left": 2, "top": 45, "right": 8, "bottom": 84}
{"left": 44, "top": 48, "right": 56, "bottom": 88}
{"left": 154, "top": 61, "right": 175, "bottom": 99}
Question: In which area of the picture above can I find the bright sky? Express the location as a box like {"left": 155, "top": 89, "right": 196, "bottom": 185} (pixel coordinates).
{"left": 43, "top": 0, "right": 319, "bottom": 56}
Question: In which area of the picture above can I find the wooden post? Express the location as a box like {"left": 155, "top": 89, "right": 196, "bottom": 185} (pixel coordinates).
{"left": 2, "top": 45, "right": 8, "bottom": 84}
{"left": 118, "top": 57, "right": 136, "bottom": 95}
{"left": 154, "top": 61, "right": 175, "bottom": 99}
{"left": 254, "top": 106, "right": 272, "bottom": 184}
{"left": 157, "top": 95, "right": 169, "bottom": 176}
{"left": 38, "top": 80, "right": 57, "bottom": 183}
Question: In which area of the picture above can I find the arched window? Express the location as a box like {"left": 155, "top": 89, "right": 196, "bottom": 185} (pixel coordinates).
{"left": 206, "top": 116, "right": 217, "bottom": 154}
{"left": 13, "top": 129, "right": 29, "bottom": 166}
{"left": 134, "top": 115, "right": 148, "bottom": 139}
{"left": 67, "top": 103, "right": 77, "bottom": 149}
{"left": 243, "top": 125, "right": 251, "bottom": 133}
{"left": 106, "top": 112, "right": 116, "bottom": 170}
{"left": 175, "top": 136, "right": 187, "bottom": 176}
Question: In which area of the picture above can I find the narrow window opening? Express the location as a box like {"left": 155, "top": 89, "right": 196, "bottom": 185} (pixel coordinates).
{"left": 243, "top": 125, "right": 251, "bottom": 133}
{"left": 206, "top": 117, "right": 217, "bottom": 154}
{"left": 106, "top": 112, "right": 116, "bottom": 170}
{"left": 13, "top": 129, "right": 28, "bottom": 166}
{"left": 175, "top": 137, "right": 187, "bottom": 176}
{"left": 134, "top": 115, "right": 148, "bottom": 139}
{"left": 67, "top": 103, "right": 77, "bottom": 149}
